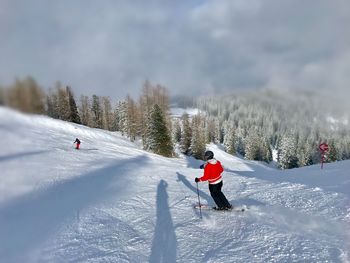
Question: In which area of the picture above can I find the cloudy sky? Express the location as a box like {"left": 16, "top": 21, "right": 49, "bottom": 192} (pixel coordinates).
{"left": 1, "top": 0, "right": 349, "bottom": 100}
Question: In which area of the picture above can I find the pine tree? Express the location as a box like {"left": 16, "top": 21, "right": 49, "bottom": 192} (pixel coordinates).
{"left": 144, "top": 104, "right": 173, "bottom": 157}
{"left": 80, "top": 95, "right": 93, "bottom": 127}
{"left": 261, "top": 136, "right": 272, "bottom": 162}
{"left": 216, "top": 119, "right": 224, "bottom": 144}
{"left": 46, "top": 89, "right": 60, "bottom": 119}
{"left": 139, "top": 80, "right": 153, "bottom": 143}
{"left": 57, "top": 84, "right": 70, "bottom": 121}
{"left": 46, "top": 94, "right": 55, "bottom": 118}
{"left": 223, "top": 124, "right": 236, "bottom": 155}
{"left": 338, "top": 138, "right": 350, "bottom": 160}
{"left": 6, "top": 78, "right": 44, "bottom": 113}
{"left": 101, "top": 96, "right": 113, "bottom": 130}
{"left": 325, "top": 140, "right": 338, "bottom": 163}
{"left": 180, "top": 113, "right": 192, "bottom": 154}
{"left": 235, "top": 127, "right": 247, "bottom": 156}
{"left": 66, "top": 86, "right": 81, "bottom": 124}
{"left": 91, "top": 95, "right": 102, "bottom": 128}
{"left": 278, "top": 134, "right": 299, "bottom": 169}
{"left": 5, "top": 79, "right": 22, "bottom": 111}
{"left": 191, "top": 114, "right": 206, "bottom": 159}
{"left": 25, "top": 77, "right": 45, "bottom": 114}
{"left": 205, "top": 117, "right": 216, "bottom": 143}
{"left": 172, "top": 119, "right": 182, "bottom": 143}
{"left": 139, "top": 81, "right": 171, "bottom": 146}
{"left": 117, "top": 101, "right": 128, "bottom": 136}
{"left": 112, "top": 101, "right": 122, "bottom": 132}
{"left": 126, "top": 95, "right": 138, "bottom": 141}
{"left": 342, "top": 138, "right": 350, "bottom": 159}
{"left": 298, "top": 140, "right": 314, "bottom": 167}
{"left": 244, "top": 129, "right": 261, "bottom": 160}
{"left": 0, "top": 87, "right": 4, "bottom": 105}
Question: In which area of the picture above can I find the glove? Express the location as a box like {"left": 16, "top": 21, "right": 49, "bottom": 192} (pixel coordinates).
{"left": 195, "top": 177, "right": 200, "bottom": 183}
{"left": 199, "top": 164, "right": 205, "bottom": 169}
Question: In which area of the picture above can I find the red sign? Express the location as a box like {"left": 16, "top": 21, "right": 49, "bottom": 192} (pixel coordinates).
{"left": 319, "top": 143, "right": 329, "bottom": 152}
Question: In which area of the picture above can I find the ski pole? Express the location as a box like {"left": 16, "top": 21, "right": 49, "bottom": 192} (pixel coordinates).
{"left": 196, "top": 182, "right": 202, "bottom": 219}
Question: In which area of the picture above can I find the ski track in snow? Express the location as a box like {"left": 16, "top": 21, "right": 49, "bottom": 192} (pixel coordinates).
{"left": 0, "top": 107, "right": 350, "bottom": 263}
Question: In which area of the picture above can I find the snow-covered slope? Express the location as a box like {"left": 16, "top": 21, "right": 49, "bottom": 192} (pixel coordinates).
{"left": 0, "top": 106, "right": 349, "bottom": 263}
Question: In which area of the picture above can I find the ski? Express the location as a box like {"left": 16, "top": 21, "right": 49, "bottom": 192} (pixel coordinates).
{"left": 194, "top": 204, "right": 246, "bottom": 212}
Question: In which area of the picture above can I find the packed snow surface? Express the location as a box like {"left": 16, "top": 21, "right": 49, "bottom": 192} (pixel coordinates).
{"left": 0, "top": 106, "right": 349, "bottom": 263}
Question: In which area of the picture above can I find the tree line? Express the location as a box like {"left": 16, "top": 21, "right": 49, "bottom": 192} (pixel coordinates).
{"left": 0, "top": 77, "right": 174, "bottom": 157}
{"left": 1, "top": 77, "right": 349, "bottom": 168}
{"left": 183, "top": 89, "right": 350, "bottom": 169}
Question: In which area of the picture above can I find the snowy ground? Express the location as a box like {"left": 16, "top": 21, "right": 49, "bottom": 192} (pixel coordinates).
{"left": 0, "top": 106, "right": 349, "bottom": 263}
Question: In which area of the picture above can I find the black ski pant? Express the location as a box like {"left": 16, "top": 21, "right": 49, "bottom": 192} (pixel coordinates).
{"left": 209, "top": 181, "right": 230, "bottom": 208}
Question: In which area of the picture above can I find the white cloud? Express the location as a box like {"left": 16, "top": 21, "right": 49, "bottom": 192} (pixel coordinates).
{"left": 0, "top": 0, "right": 349, "bottom": 101}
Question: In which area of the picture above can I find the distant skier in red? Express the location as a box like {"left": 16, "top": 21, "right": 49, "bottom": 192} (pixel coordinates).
{"left": 195, "top": 150, "right": 232, "bottom": 210}
{"left": 74, "top": 138, "right": 81, "bottom": 150}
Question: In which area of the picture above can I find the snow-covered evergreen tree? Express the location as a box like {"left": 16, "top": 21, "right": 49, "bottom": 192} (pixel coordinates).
{"left": 261, "top": 136, "right": 272, "bottom": 162}
{"left": 126, "top": 96, "right": 138, "bottom": 141}
{"left": 79, "top": 95, "right": 93, "bottom": 127}
{"left": 324, "top": 140, "right": 338, "bottom": 163}
{"left": 0, "top": 87, "right": 4, "bottom": 105}
{"left": 46, "top": 92, "right": 58, "bottom": 119}
{"left": 172, "top": 119, "right": 182, "bottom": 143}
{"left": 117, "top": 101, "right": 128, "bottom": 136}
{"left": 144, "top": 104, "right": 173, "bottom": 157}
{"left": 91, "top": 95, "right": 102, "bottom": 128}
{"left": 244, "top": 129, "right": 261, "bottom": 161}
{"left": 235, "top": 127, "right": 247, "bottom": 156}
{"left": 298, "top": 140, "right": 314, "bottom": 167}
{"left": 26, "top": 77, "right": 45, "bottom": 114}
{"left": 101, "top": 96, "right": 112, "bottom": 131}
{"left": 66, "top": 86, "right": 81, "bottom": 124}
{"left": 180, "top": 113, "right": 192, "bottom": 154}
{"left": 205, "top": 117, "right": 217, "bottom": 144}
{"left": 57, "top": 84, "right": 70, "bottom": 121}
{"left": 191, "top": 114, "right": 206, "bottom": 159}
{"left": 191, "top": 90, "right": 350, "bottom": 168}
{"left": 216, "top": 119, "right": 224, "bottom": 144}
{"left": 112, "top": 101, "right": 121, "bottom": 132}
{"left": 223, "top": 124, "right": 236, "bottom": 155}
{"left": 279, "top": 134, "right": 299, "bottom": 169}
{"left": 339, "top": 138, "right": 350, "bottom": 160}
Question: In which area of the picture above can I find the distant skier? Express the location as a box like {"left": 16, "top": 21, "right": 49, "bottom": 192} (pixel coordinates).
{"left": 195, "top": 150, "right": 232, "bottom": 210}
{"left": 74, "top": 138, "right": 81, "bottom": 150}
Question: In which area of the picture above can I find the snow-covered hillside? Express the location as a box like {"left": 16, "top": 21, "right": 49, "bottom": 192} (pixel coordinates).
{"left": 0, "top": 106, "right": 349, "bottom": 263}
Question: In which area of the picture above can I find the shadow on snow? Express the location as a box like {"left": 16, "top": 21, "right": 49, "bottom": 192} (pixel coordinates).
{"left": 149, "top": 179, "right": 177, "bottom": 263}
{"left": 0, "top": 150, "right": 49, "bottom": 162}
{"left": 0, "top": 155, "right": 149, "bottom": 262}
{"left": 176, "top": 172, "right": 214, "bottom": 207}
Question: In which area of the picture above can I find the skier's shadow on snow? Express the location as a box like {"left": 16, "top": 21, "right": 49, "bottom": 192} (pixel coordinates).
{"left": 176, "top": 172, "right": 214, "bottom": 206}
{"left": 149, "top": 180, "right": 177, "bottom": 263}
{"left": 184, "top": 155, "right": 203, "bottom": 169}
{"left": 0, "top": 150, "right": 49, "bottom": 162}
{"left": 231, "top": 197, "right": 266, "bottom": 208}
{"left": 79, "top": 148, "right": 99, "bottom": 151}
{"left": 0, "top": 155, "right": 149, "bottom": 262}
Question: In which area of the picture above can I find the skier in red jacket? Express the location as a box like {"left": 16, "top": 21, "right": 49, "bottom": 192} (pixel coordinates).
{"left": 74, "top": 138, "right": 81, "bottom": 150}
{"left": 195, "top": 150, "right": 232, "bottom": 210}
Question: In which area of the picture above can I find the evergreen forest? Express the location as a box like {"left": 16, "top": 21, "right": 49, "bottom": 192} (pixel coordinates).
{"left": 1, "top": 77, "right": 349, "bottom": 169}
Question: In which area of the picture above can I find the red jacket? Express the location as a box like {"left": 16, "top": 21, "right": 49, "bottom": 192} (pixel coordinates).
{"left": 199, "top": 159, "right": 223, "bottom": 184}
